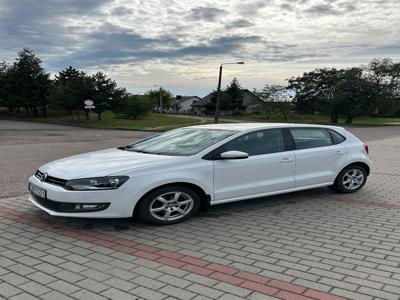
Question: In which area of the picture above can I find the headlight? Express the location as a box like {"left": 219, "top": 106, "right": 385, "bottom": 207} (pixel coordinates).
{"left": 65, "top": 176, "right": 129, "bottom": 191}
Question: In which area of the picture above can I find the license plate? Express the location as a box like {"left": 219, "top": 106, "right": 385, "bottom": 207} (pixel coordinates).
{"left": 29, "top": 183, "right": 47, "bottom": 198}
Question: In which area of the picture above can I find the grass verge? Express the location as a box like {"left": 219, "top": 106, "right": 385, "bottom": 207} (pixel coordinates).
{"left": 0, "top": 111, "right": 213, "bottom": 131}
{"left": 229, "top": 114, "right": 400, "bottom": 126}
{"left": 1, "top": 108, "right": 399, "bottom": 129}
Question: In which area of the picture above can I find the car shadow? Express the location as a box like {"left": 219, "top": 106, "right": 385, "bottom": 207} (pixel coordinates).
{"left": 32, "top": 187, "right": 334, "bottom": 231}
{"left": 202, "top": 187, "right": 333, "bottom": 217}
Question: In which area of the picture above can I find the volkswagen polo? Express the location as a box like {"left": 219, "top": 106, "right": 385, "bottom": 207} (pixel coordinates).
{"left": 28, "top": 123, "right": 371, "bottom": 225}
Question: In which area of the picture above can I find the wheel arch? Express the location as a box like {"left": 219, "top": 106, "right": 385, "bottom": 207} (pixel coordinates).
{"left": 343, "top": 161, "right": 370, "bottom": 176}
{"left": 132, "top": 182, "right": 210, "bottom": 216}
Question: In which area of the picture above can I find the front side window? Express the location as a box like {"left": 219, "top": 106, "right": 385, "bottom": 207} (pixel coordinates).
{"left": 289, "top": 128, "right": 333, "bottom": 150}
{"left": 125, "top": 128, "right": 237, "bottom": 156}
{"left": 216, "top": 129, "right": 286, "bottom": 156}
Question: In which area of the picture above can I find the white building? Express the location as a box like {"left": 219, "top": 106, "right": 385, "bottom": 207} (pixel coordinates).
{"left": 173, "top": 96, "right": 201, "bottom": 114}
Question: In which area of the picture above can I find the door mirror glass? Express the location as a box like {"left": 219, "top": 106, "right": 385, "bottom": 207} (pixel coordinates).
{"left": 220, "top": 151, "right": 249, "bottom": 159}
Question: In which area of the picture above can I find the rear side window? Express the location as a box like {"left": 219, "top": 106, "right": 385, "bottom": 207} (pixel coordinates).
{"left": 217, "top": 128, "right": 286, "bottom": 156}
{"left": 327, "top": 129, "right": 346, "bottom": 144}
{"left": 289, "top": 128, "right": 333, "bottom": 150}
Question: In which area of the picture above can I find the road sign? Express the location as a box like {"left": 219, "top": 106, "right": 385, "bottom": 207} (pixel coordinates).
{"left": 84, "top": 105, "right": 95, "bottom": 109}
{"left": 84, "top": 99, "right": 94, "bottom": 106}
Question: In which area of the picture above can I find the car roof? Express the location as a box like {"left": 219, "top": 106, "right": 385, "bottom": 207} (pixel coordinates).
{"left": 189, "top": 123, "right": 341, "bottom": 132}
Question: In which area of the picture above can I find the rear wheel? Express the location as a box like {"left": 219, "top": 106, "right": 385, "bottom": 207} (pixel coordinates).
{"left": 329, "top": 165, "right": 367, "bottom": 193}
{"left": 137, "top": 185, "right": 200, "bottom": 225}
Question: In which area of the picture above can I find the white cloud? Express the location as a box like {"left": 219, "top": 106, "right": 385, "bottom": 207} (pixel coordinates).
{"left": 0, "top": 0, "right": 399, "bottom": 95}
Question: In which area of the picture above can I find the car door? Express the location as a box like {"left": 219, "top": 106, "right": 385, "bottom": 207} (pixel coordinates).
{"left": 211, "top": 128, "right": 295, "bottom": 203}
{"left": 288, "top": 127, "right": 348, "bottom": 187}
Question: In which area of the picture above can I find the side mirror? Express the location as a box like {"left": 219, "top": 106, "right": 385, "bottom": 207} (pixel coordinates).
{"left": 219, "top": 151, "right": 249, "bottom": 160}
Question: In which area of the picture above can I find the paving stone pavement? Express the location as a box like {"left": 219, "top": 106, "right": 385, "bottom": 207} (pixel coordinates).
{"left": 1, "top": 129, "right": 400, "bottom": 299}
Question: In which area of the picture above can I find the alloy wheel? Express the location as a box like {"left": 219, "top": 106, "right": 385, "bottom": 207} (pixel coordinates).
{"left": 342, "top": 169, "right": 365, "bottom": 190}
{"left": 149, "top": 191, "right": 194, "bottom": 221}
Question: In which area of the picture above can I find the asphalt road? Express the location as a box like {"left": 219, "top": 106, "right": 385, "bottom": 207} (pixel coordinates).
{"left": 0, "top": 119, "right": 399, "bottom": 198}
{"left": 0, "top": 120, "right": 154, "bottom": 198}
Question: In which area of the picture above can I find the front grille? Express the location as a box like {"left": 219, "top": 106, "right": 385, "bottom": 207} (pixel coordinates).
{"left": 30, "top": 193, "right": 110, "bottom": 213}
{"left": 34, "top": 170, "right": 43, "bottom": 180}
{"left": 46, "top": 176, "right": 67, "bottom": 186}
{"left": 35, "top": 170, "right": 67, "bottom": 187}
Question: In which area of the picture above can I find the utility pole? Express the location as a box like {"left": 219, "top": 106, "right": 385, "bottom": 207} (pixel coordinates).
{"left": 214, "top": 65, "right": 223, "bottom": 123}
{"left": 214, "top": 62, "right": 244, "bottom": 123}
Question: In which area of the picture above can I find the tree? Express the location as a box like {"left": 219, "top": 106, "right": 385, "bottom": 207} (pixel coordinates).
{"left": 49, "top": 67, "right": 127, "bottom": 120}
{"left": 207, "top": 78, "right": 245, "bottom": 114}
{"left": 114, "top": 95, "right": 151, "bottom": 119}
{"left": 173, "top": 101, "right": 182, "bottom": 114}
{"left": 256, "top": 84, "right": 283, "bottom": 119}
{"left": 1, "top": 48, "right": 51, "bottom": 116}
{"left": 287, "top": 58, "right": 400, "bottom": 122}
{"left": 364, "top": 58, "right": 400, "bottom": 116}
{"left": 208, "top": 90, "right": 229, "bottom": 113}
{"left": 225, "top": 78, "right": 244, "bottom": 112}
{"left": 288, "top": 68, "right": 343, "bottom": 122}
{"left": 144, "top": 88, "right": 173, "bottom": 112}
{"left": 90, "top": 72, "right": 126, "bottom": 120}
{"left": 50, "top": 66, "right": 93, "bottom": 118}
{"left": 334, "top": 68, "right": 376, "bottom": 123}
{"left": 0, "top": 61, "right": 12, "bottom": 110}
{"left": 255, "top": 84, "right": 293, "bottom": 121}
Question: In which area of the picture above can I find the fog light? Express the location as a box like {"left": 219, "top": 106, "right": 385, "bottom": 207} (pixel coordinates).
{"left": 72, "top": 203, "right": 110, "bottom": 212}
{"left": 82, "top": 204, "right": 99, "bottom": 209}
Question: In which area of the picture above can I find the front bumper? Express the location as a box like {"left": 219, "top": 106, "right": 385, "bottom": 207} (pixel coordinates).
{"left": 28, "top": 175, "right": 135, "bottom": 218}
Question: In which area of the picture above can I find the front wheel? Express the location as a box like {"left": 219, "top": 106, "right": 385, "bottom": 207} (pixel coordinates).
{"left": 329, "top": 165, "right": 367, "bottom": 193}
{"left": 137, "top": 185, "right": 200, "bottom": 225}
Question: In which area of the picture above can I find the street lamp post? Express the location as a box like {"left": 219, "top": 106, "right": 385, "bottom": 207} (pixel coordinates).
{"left": 159, "top": 87, "right": 163, "bottom": 114}
{"left": 214, "top": 62, "right": 244, "bottom": 123}
{"left": 153, "top": 85, "right": 163, "bottom": 114}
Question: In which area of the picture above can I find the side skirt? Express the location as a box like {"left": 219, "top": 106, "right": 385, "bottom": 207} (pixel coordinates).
{"left": 210, "top": 182, "right": 334, "bottom": 206}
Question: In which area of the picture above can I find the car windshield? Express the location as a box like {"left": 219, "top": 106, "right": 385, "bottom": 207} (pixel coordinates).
{"left": 124, "top": 128, "right": 237, "bottom": 156}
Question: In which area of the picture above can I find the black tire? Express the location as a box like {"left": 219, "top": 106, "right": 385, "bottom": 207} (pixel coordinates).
{"left": 137, "top": 185, "right": 200, "bottom": 225}
{"left": 329, "top": 165, "right": 367, "bottom": 193}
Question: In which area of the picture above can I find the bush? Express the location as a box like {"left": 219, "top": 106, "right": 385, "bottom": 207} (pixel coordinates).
{"left": 231, "top": 108, "right": 243, "bottom": 116}
{"left": 114, "top": 95, "right": 151, "bottom": 119}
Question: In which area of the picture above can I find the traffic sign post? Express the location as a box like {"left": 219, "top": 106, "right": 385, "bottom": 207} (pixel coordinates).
{"left": 84, "top": 99, "right": 94, "bottom": 106}
{"left": 83, "top": 100, "right": 95, "bottom": 120}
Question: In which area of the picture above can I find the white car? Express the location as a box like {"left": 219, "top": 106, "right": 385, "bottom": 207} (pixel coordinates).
{"left": 28, "top": 123, "right": 371, "bottom": 225}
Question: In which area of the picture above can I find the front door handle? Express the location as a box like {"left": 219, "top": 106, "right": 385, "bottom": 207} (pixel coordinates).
{"left": 334, "top": 151, "right": 344, "bottom": 156}
{"left": 280, "top": 157, "right": 293, "bottom": 163}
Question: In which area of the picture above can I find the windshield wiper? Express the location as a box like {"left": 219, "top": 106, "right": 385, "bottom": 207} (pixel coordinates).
{"left": 126, "top": 148, "right": 153, "bottom": 154}
{"left": 117, "top": 145, "right": 147, "bottom": 152}
{"left": 118, "top": 145, "right": 161, "bottom": 155}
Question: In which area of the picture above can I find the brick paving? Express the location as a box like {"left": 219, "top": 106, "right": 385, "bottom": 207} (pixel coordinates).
{"left": 0, "top": 127, "right": 400, "bottom": 299}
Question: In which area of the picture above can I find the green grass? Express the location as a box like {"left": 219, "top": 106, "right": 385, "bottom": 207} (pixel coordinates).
{"left": 229, "top": 113, "right": 400, "bottom": 126}
{"left": 342, "top": 117, "right": 400, "bottom": 126}
{"left": 19, "top": 111, "right": 212, "bottom": 131}
{"left": 1, "top": 107, "right": 399, "bottom": 129}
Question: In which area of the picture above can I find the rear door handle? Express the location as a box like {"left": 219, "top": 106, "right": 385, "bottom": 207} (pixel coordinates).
{"left": 280, "top": 157, "right": 293, "bottom": 163}
{"left": 334, "top": 151, "right": 344, "bottom": 156}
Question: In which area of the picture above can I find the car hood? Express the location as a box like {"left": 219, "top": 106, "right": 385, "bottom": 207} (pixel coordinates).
{"left": 39, "top": 148, "right": 176, "bottom": 179}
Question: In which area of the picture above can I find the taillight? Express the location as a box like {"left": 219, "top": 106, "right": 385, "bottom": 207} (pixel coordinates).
{"left": 363, "top": 143, "right": 369, "bottom": 155}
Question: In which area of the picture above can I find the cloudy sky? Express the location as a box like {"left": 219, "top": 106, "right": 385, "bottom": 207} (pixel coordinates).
{"left": 0, "top": 0, "right": 399, "bottom": 96}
